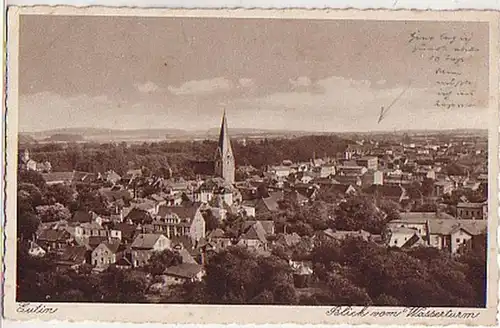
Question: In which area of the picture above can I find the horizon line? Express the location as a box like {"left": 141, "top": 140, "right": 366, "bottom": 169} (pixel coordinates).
{"left": 18, "top": 126, "right": 489, "bottom": 135}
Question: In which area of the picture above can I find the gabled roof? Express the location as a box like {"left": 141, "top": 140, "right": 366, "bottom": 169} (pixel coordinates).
{"left": 96, "top": 240, "right": 121, "bottom": 254}
{"left": 58, "top": 245, "right": 87, "bottom": 264}
{"left": 41, "top": 171, "right": 74, "bottom": 184}
{"left": 38, "top": 229, "right": 71, "bottom": 242}
{"left": 276, "top": 232, "right": 301, "bottom": 247}
{"left": 364, "top": 184, "right": 404, "bottom": 198}
{"left": 131, "top": 233, "right": 165, "bottom": 249}
{"left": 429, "top": 220, "right": 486, "bottom": 236}
{"left": 399, "top": 212, "right": 455, "bottom": 221}
{"left": 241, "top": 221, "right": 267, "bottom": 243}
{"left": 163, "top": 263, "right": 204, "bottom": 279}
{"left": 157, "top": 204, "right": 200, "bottom": 219}
{"left": 207, "top": 228, "right": 226, "bottom": 239}
{"left": 457, "top": 202, "right": 485, "bottom": 209}
{"left": 71, "top": 211, "right": 94, "bottom": 223}
{"left": 323, "top": 228, "right": 371, "bottom": 241}
{"left": 258, "top": 196, "right": 280, "bottom": 213}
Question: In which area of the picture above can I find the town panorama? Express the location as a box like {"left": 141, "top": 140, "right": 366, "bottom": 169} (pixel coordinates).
{"left": 17, "top": 113, "right": 488, "bottom": 306}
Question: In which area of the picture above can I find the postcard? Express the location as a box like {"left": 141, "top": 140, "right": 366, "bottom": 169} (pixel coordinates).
{"left": 3, "top": 6, "right": 499, "bottom": 325}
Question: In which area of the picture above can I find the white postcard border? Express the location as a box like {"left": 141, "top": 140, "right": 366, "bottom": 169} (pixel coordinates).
{"left": 3, "top": 6, "right": 500, "bottom": 325}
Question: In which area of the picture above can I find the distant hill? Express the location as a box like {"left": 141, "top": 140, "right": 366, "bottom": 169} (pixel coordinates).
{"left": 22, "top": 127, "right": 189, "bottom": 142}
{"left": 44, "top": 134, "right": 85, "bottom": 142}
{"left": 19, "top": 127, "right": 489, "bottom": 143}
{"left": 18, "top": 134, "right": 37, "bottom": 144}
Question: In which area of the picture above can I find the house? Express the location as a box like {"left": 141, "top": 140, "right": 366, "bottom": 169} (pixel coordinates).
{"left": 333, "top": 175, "right": 363, "bottom": 187}
{"left": 356, "top": 157, "right": 378, "bottom": 171}
{"left": 237, "top": 221, "right": 268, "bottom": 251}
{"left": 72, "top": 171, "right": 99, "bottom": 184}
{"left": 98, "top": 170, "right": 122, "bottom": 185}
{"left": 433, "top": 180, "right": 454, "bottom": 196}
{"left": 71, "top": 211, "right": 103, "bottom": 225}
{"left": 154, "top": 203, "right": 206, "bottom": 244}
{"left": 456, "top": 202, "right": 486, "bottom": 220}
{"left": 267, "top": 165, "right": 293, "bottom": 178}
{"left": 289, "top": 260, "right": 313, "bottom": 288}
{"left": 275, "top": 232, "right": 302, "bottom": 247}
{"left": 336, "top": 165, "right": 368, "bottom": 177}
{"left": 163, "top": 263, "right": 205, "bottom": 285}
{"left": 285, "top": 190, "right": 311, "bottom": 206}
{"left": 28, "top": 241, "right": 46, "bottom": 257}
{"left": 363, "top": 184, "right": 408, "bottom": 203}
{"left": 130, "top": 198, "right": 158, "bottom": 215}
{"left": 194, "top": 178, "right": 238, "bottom": 206}
{"left": 55, "top": 245, "right": 88, "bottom": 269}
{"left": 37, "top": 229, "right": 73, "bottom": 252}
{"left": 384, "top": 227, "right": 420, "bottom": 247}
{"left": 205, "top": 228, "right": 234, "bottom": 251}
{"left": 113, "top": 222, "right": 140, "bottom": 244}
{"left": 130, "top": 233, "right": 172, "bottom": 267}
{"left": 75, "top": 222, "right": 122, "bottom": 241}
{"left": 312, "top": 164, "right": 336, "bottom": 178}
{"left": 327, "top": 184, "right": 357, "bottom": 196}
{"left": 41, "top": 171, "right": 75, "bottom": 185}
{"left": 99, "top": 187, "right": 133, "bottom": 204}
{"left": 251, "top": 195, "right": 281, "bottom": 217}
{"left": 91, "top": 240, "right": 123, "bottom": 267}
{"left": 321, "top": 228, "right": 372, "bottom": 242}
{"left": 385, "top": 213, "right": 487, "bottom": 254}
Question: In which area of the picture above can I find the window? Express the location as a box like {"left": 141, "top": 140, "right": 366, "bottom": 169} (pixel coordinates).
{"left": 394, "top": 239, "right": 398, "bottom": 245}
{"left": 456, "top": 238, "right": 461, "bottom": 243}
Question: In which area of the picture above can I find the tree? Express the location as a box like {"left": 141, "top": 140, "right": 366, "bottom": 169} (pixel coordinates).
{"left": 17, "top": 210, "right": 40, "bottom": 240}
{"left": 334, "top": 196, "right": 387, "bottom": 234}
{"left": 203, "top": 247, "right": 296, "bottom": 304}
{"left": 44, "top": 184, "right": 75, "bottom": 206}
{"left": 202, "top": 210, "right": 220, "bottom": 232}
{"left": 18, "top": 170, "right": 46, "bottom": 189}
{"left": 35, "top": 203, "right": 71, "bottom": 222}
{"left": 73, "top": 186, "right": 110, "bottom": 215}
{"left": 421, "top": 178, "right": 435, "bottom": 197}
{"left": 377, "top": 199, "right": 401, "bottom": 221}
{"left": 18, "top": 183, "right": 44, "bottom": 209}
{"left": 145, "top": 250, "right": 183, "bottom": 276}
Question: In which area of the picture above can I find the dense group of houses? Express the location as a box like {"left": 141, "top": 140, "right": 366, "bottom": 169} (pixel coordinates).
{"left": 24, "top": 113, "right": 489, "bottom": 290}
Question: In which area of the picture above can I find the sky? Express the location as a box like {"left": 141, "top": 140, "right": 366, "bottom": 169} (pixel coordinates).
{"left": 18, "top": 15, "right": 490, "bottom": 132}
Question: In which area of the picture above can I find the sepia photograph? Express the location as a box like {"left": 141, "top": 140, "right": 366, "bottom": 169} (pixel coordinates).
{"left": 3, "top": 7, "right": 499, "bottom": 325}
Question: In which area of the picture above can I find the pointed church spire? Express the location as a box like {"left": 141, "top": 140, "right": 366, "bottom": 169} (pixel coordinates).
{"left": 214, "top": 110, "right": 235, "bottom": 184}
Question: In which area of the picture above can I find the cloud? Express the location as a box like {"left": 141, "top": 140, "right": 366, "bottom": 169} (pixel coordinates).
{"left": 168, "top": 77, "right": 233, "bottom": 95}
{"left": 19, "top": 91, "right": 229, "bottom": 132}
{"left": 289, "top": 76, "right": 312, "bottom": 88}
{"left": 135, "top": 81, "right": 161, "bottom": 93}
{"left": 229, "top": 76, "right": 488, "bottom": 132}
{"left": 238, "top": 78, "right": 255, "bottom": 88}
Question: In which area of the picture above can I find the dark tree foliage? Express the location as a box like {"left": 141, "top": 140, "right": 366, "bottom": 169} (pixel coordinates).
{"left": 310, "top": 237, "right": 486, "bottom": 307}
{"left": 145, "top": 250, "right": 183, "bottom": 276}
{"left": 17, "top": 242, "right": 150, "bottom": 303}
{"left": 172, "top": 247, "right": 298, "bottom": 305}
{"left": 202, "top": 210, "right": 220, "bottom": 232}
{"left": 24, "top": 135, "right": 349, "bottom": 175}
{"left": 333, "top": 196, "right": 388, "bottom": 234}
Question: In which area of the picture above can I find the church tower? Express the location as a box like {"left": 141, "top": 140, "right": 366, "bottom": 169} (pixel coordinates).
{"left": 214, "top": 110, "right": 235, "bottom": 184}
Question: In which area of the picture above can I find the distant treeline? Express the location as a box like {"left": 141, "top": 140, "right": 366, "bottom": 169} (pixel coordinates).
{"left": 22, "top": 135, "right": 351, "bottom": 176}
